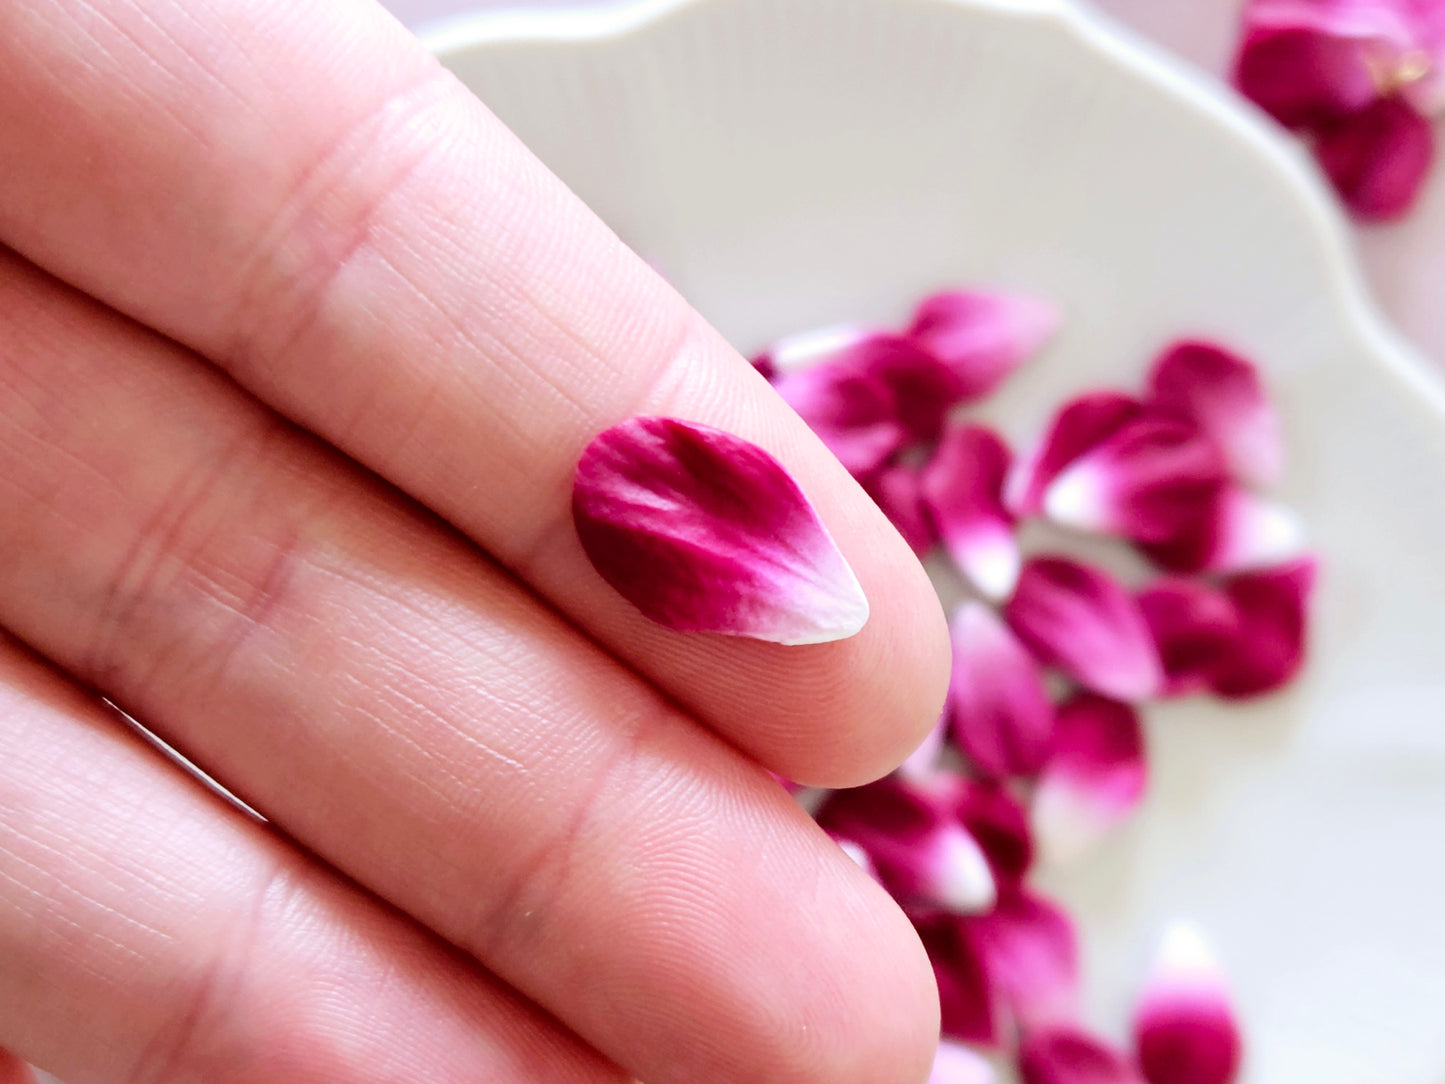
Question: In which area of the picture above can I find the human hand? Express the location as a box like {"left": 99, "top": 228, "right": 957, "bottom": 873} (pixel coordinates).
{"left": 0, "top": 1, "right": 950, "bottom": 1081}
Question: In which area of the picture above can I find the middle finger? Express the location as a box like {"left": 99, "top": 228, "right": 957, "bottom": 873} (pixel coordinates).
{"left": 0, "top": 250, "right": 937, "bottom": 1082}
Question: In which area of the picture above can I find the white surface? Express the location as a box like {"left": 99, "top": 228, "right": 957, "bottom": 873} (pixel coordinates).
{"left": 429, "top": 0, "right": 1445, "bottom": 1078}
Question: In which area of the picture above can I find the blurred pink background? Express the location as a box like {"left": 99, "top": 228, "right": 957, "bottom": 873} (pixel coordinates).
{"left": 383, "top": 0, "right": 1445, "bottom": 365}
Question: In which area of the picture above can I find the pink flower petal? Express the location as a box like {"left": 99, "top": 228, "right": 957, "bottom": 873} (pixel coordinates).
{"left": 1315, "top": 95, "right": 1436, "bottom": 221}
{"left": 772, "top": 359, "right": 908, "bottom": 480}
{"left": 929, "top": 1040, "right": 998, "bottom": 1084}
{"left": 923, "top": 426, "right": 1020, "bottom": 600}
{"left": 865, "top": 460, "right": 939, "bottom": 557}
{"left": 914, "top": 909, "right": 1005, "bottom": 1046}
{"left": 1032, "top": 694, "right": 1148, "bottom": 865}
{"left": 1138, "top": 580, "right": 1242, "bottom": 697}
{"left": 1005, "top": 392, "right": 1143, "bottom": 518}
{"left": 816, "top": 777, "right": 997, "bottom": 915}
{"left": 972, "top": 890, "right": 1081, "bottom": 1033}
{"left": 947, "top": 602, "right": 1056, "bottom": 779}
{"left": 949, "top": 777, "right": 1035, "bottom": 888}
{"left": 1005, "top": 557, "right": 1164, "bottom": 702}
{"left": 573, "top": 417, "right": 869, "bottom": 644}
{"left": 1234, "top": 26, "right": 1386, "bottom": 126}
{"left": 898, "top": 712, "right": 950, "bottom": 782}
{"left": 1020, "top": 1027, "right": 1145, "bottom": 1084}
{"left": 907, "top": 290, "right": 1060, "bottom": 401}
{"left": 861, "top": 333, "right": 974, "bottom": 445}
{"left": 1210, "top": 557, "right": 1317, "bottom": 699}
{"left": 1042, "top": 418, "right": 1227, "bottom": 546}
{"left": 826, "top": 830, "right": 881, "bottom": 883}
{"left": 1142, "top": 488, "right": 1307, "bottom": 575}
{"left": 749, "top": 350, "right": 779, "bottom": 382}
{"left": 1133, "top": 923, "right": 1243, "bottom": 1084}
{"left": 1145, "top": 340, "right": 1285, "bottom": 488}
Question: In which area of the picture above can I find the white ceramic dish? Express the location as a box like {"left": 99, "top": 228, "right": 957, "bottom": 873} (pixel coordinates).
{"left": 426, "top": 1, "right": 1445, "bottom": 1078}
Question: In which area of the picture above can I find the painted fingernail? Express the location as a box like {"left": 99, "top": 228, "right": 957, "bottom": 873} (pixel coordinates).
{"left": 573, "top": 417, "right": 868, "bottom": 644}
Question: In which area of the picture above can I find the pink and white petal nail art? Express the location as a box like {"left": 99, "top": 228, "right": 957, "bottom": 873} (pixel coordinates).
{"left": 865, "top": 460, "right": 940, "bottom": 557}
{"left": 1042, "top": 418, "right": 1226, "bottom": 546}
{"left": 1145, "top": 341, "right": 1284, "bottom": 488}
{"left": 1137, "top": 580, "right": 1242, "bottom": 697}
{"left": 1019, "top": 1027, "right": 1145, "bottom": 1084}
{"left": 923, "top": 426, "right": 1020, "bottom": 600}
{"left": 1133, "top": 923, "right": 1243, "bottom": 1084}
{"left": 1141, "top": 488, "right": 1307, "bottom": 576}
{"left": 915, "top": 909, "right": 1005, "bottom": 1047}
{"left": 948, "top": 777, "right": 1035, "bottom": 888}
{"left": 1005, "top": 558, "right": 1164, "bottom": 702}
{"left": 1005, "top": 392, "right": 1142, "bottom": 517}
{"left": 948, "top": 603, "right": 1056, "bottom": 779}
{"left": 1315, "top": 95, "right": 1437, "bottom": 220}
{"left": 1210, "top": 557, "right": 1318, "bottom": 699}
{"left": 816, "top": 777, "right": 997, "bottom": 915}
{"left": 1032, "top": 694, "right": 1148, "bottom": 865}
{"left": 573, "top": 417, "right": 868, "bottom": 644}
{"left": 972, "top": 890, "right": 1080, "bottom": 1034}
{"left": 907, "top": 289, "right": 1060, "bottom": 402}
{"left": 772, "top": 358, "right": 909, "bottom": 480}
{"left": 929, "top": 1039, "right": 998, "bottom": 1084}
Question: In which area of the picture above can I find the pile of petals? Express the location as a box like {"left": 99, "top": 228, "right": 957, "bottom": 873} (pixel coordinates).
{"left": 755, "top": 290, "right": 1317, "bottom": 1083}
{"left": 1233, "top": 0, "right": 1445, "bottom": 220}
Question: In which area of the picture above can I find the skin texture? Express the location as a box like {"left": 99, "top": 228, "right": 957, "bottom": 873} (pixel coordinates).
{"left": 0, "top": 1, "right": 950, "bottom": 1081}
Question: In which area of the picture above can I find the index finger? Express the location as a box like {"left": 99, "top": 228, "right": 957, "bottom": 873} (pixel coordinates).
{"left": 0, "top": 0, "right": 948, "bottom": 785}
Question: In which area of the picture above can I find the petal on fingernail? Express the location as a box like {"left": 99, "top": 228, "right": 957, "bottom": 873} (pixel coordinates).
{"left": 1020, "top": 1027, "right": 1145, "bottom": 1084}
{"left": 949, "top": 776, "right": 1035, "bottom": 888}
{"left": 865, "top": 460, "right": 940, "bottom": 557}
{"left": 1138, "top": 580, "right": 1242, "bottom": 697}
{"left": 915, "top": 909, "right": 1004, "bottom": 1046}
{"left": 573, "top": 417, "right": 869, "bottom": 644}
{"left": 923, "top": 426, "right": 1020, "bottom": 600}
{"left": 1133, "top": 922, "right": 1243, "bottom": 1084}
{"left": 1315, "top": 95, "right": 1436, "bottom": 220}
{"left": 773, "top": 360, "right": 908, "bottom": 480}
{"left": 972, "top": 890, "right": 1080, "bottom": 1033}
{"left": 1146, "top": 340, "right": 1284, "bottom": 488}
{"left": 1005, "top": 392, "right": 1142, "bottom": 517}
{"left": 1209, "top": 557, "right": 1317, "bottom": 699}
{"left": 1032, "top": 694, "right": 1148, "bottom": 865}
{"left": 948, "top": 602, "right": 1056, "bottom": 779}
{"left": 907, "top": 289, "right": 1060, "bottom": 401}
{"left": 1006, "top": 558, "right": 1164, "bottom": 702}
{"left": 816, "top": 777, "right": 997, "bottom": 915}
{"left": 929, "top": 1039, "right": 998, "bottom": 1084}
{"left": 1042, "top": 418, "right": 1226, "bottom": 545}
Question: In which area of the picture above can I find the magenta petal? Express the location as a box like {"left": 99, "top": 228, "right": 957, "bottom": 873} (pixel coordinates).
{"left": 1020, "top": 1027, "right": 1145, "bottom": 1084}
{"left": 1146, "top": 340, "right": 1284, "bottom": 488}
{"left": 1234, "top": 27, "right": 1383, "bottom": 126}
{"left": 949, "top": 777, "right": 1035, "bottom": 888}
{"left": 816, "top": 777, "right": 997, "bottom": 915}
{"left": 1032, "top": 694, "right": 1148, "bottom": 864}
{"left": 1210, "top": 557, "right": 1317, "bottom": 699}
{"left": 1138, "top": 580, "right": 1242, "bottom": 697}
{"left": 865, "top": 461, "right": 940, "bottom": 557}
{"left": 1137, "top": 487, "right": 1304, "bottom": 576}
{"left": 907, "top": 290, "right": 1060, "bottom": 401}
{"left": 1133, "top": 923, "right": 1243, "bottom": 1084}
{"left": 749, "top": 350, "right": 779, "bottom": 382}
{"left": 972, "top": 890, "right": 1080, "bottom": 1033}
{"left": 1315, "top": 95, "right": 1436, "bottom": 220}
{"left": 1043, "top": 418, "right": 1227, "bottom": 546}
{"left": 1005, "top": 392, "right": 1143, "bottom": 517}
{"left": 861, "top": 333, "right": 973, "bottom": 444}
{"left": 915, "top": 909, "right": 1005, "bottom": 1046}
{"left": 1006, "top": 557, "right": 1164, "bottom": 701}
{"left": 573, "top": 417, "right": 868, "bottom": 644}
{"left": 773, "top": 358, "right": 908, "bottom": 480}
{"left": 923, "top": 426, "right": 1020, "bottom": 600}
{"left": 929, "top": 1040, "right": 997, "bottom": 1084}
{"left": 947, "top": 603, "right": 1056, "bottom": 779}
{"left": 899, "top": 711, "right": 950, "bottom": 781}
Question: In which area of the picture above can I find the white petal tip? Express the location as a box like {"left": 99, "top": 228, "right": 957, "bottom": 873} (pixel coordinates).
{"left": 934, "top": 829, "right": 998, "bottom": 914}
{"left": 1042, "top": 466, "right": 1108, "bottom": 532}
